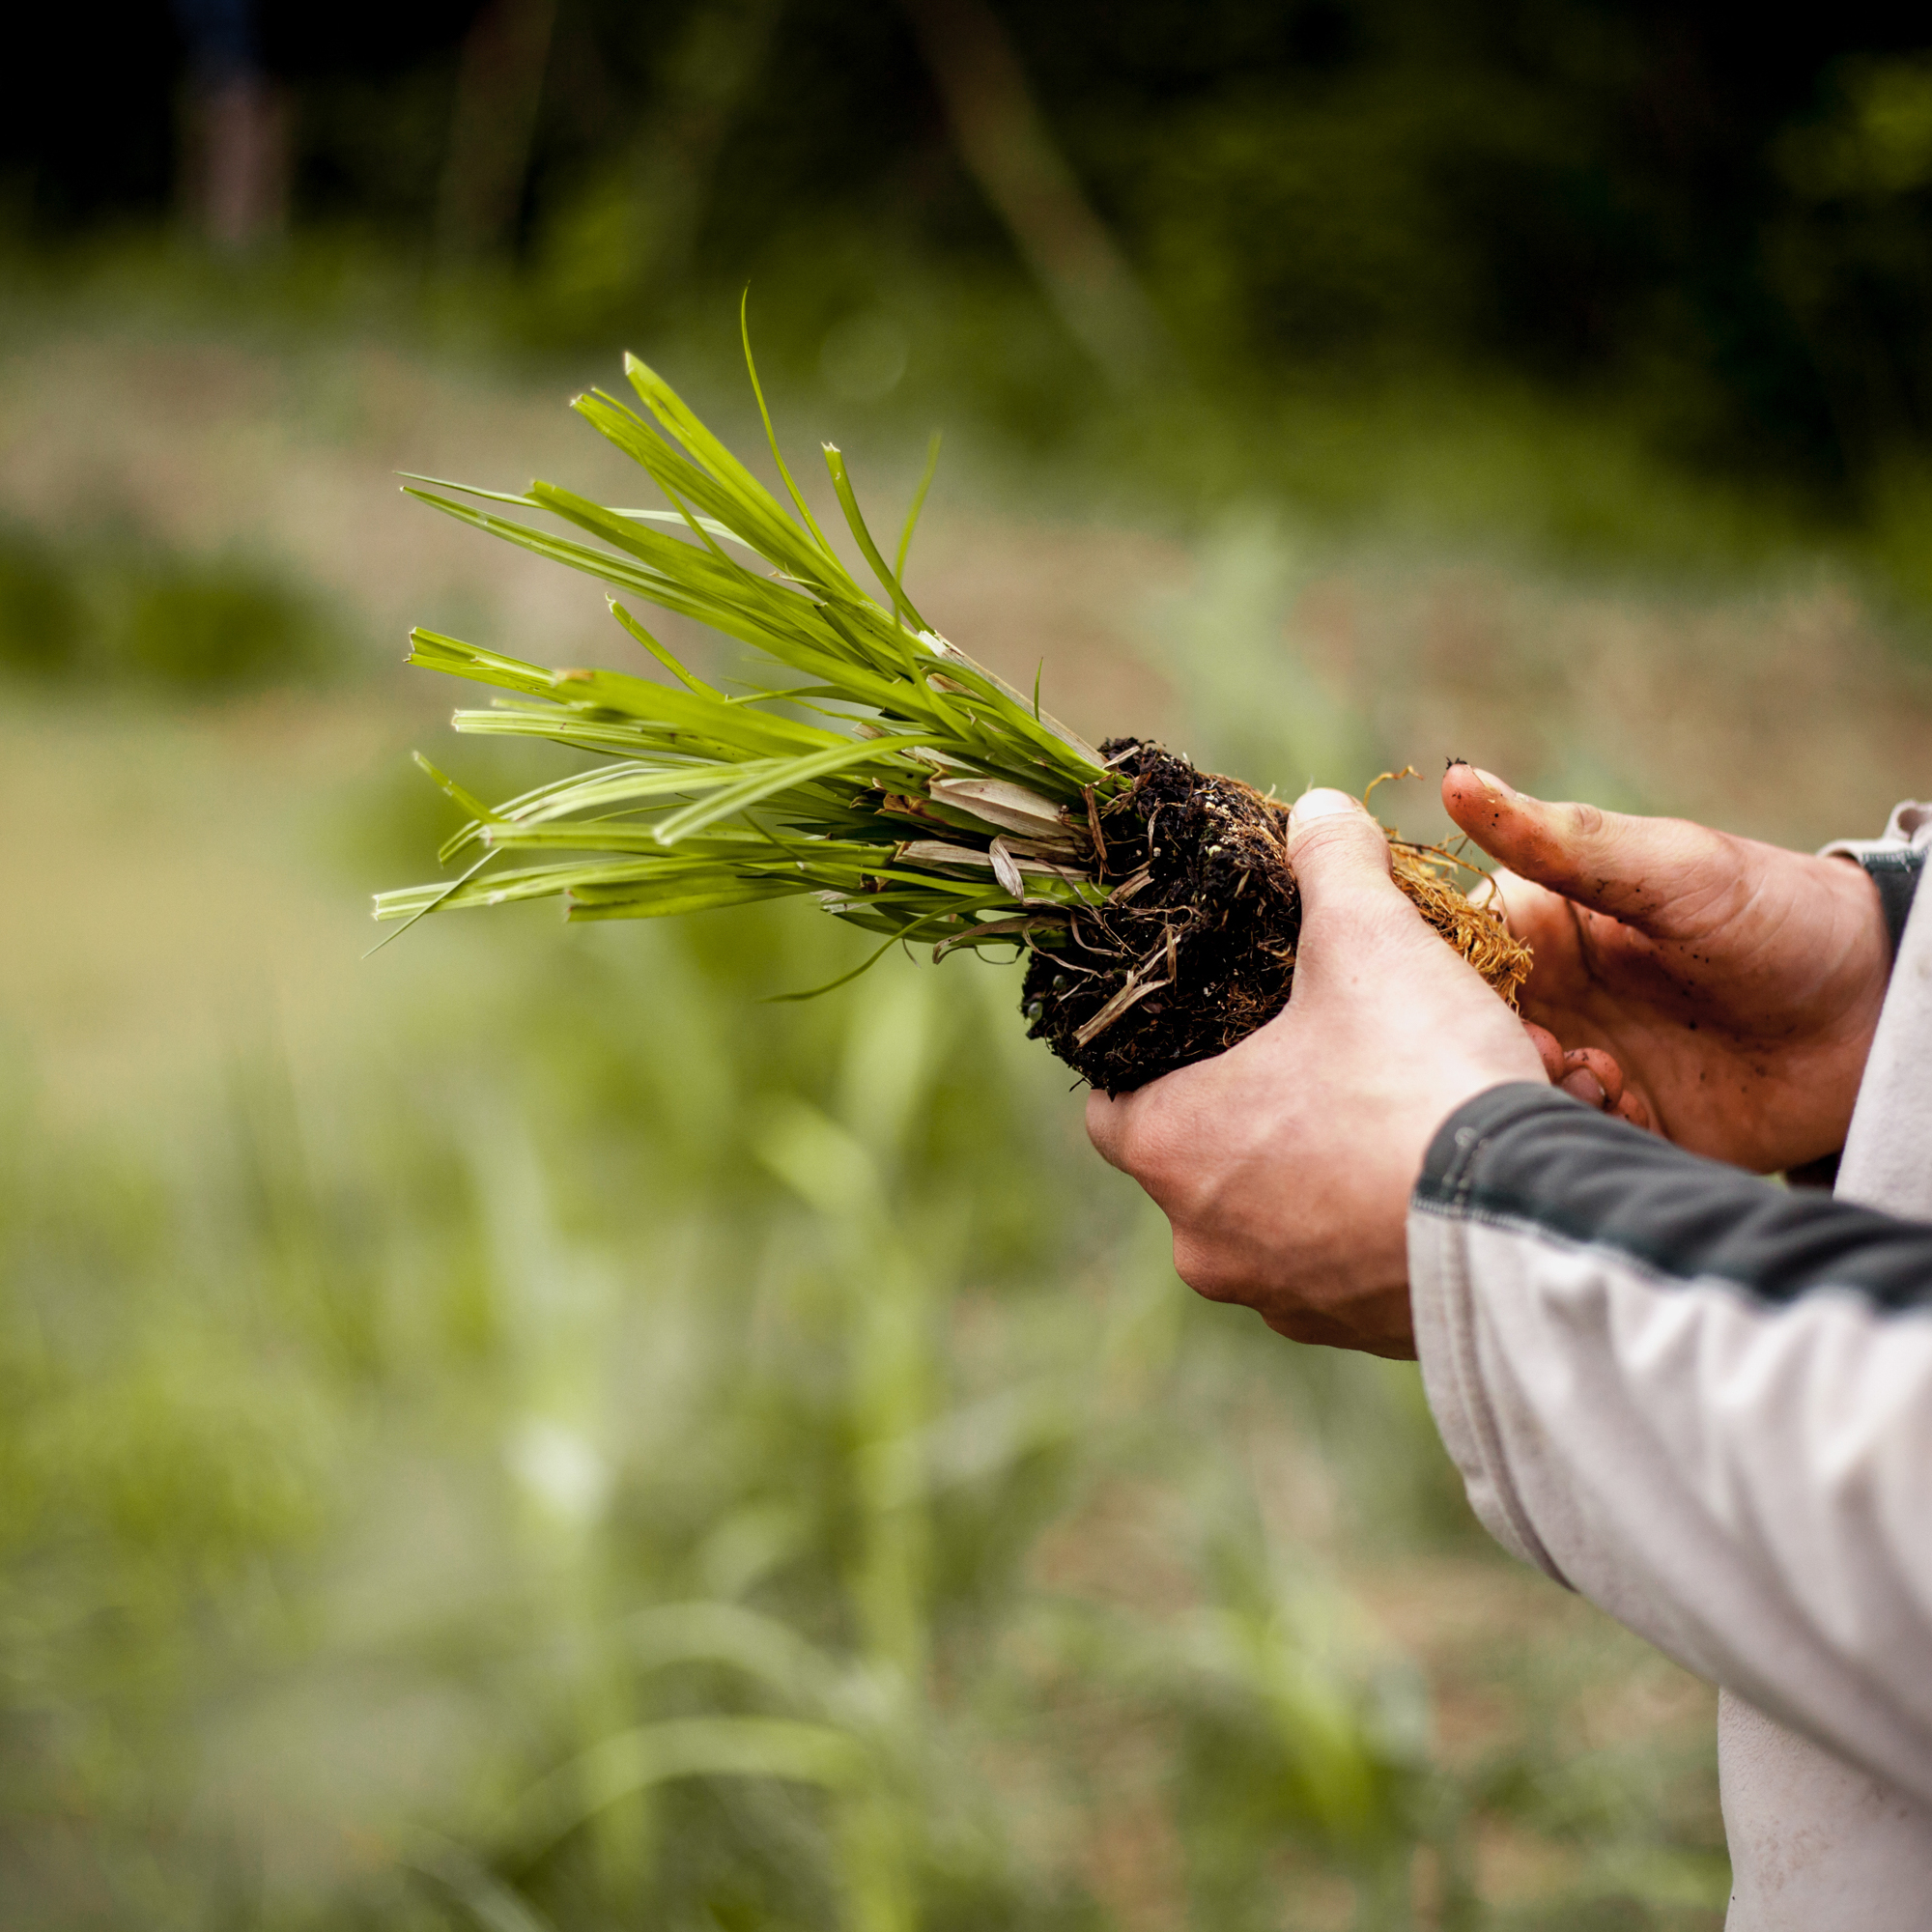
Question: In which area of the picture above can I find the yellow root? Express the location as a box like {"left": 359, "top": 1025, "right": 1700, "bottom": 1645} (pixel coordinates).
{"left": 1390, "top": 843, "right": 1533, "bottom": 1009}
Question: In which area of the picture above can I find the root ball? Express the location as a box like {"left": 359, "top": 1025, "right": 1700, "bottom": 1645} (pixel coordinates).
{"left": 1022, "top": 742, "right": 1532, "bottom": 1093}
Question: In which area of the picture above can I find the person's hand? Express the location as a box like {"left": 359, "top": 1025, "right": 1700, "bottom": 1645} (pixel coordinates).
{"left": 1442, "top": 765, "right": 1889, "bottom": 1173}
{"left": 1086, "top": 790, "right": 1547, "bottom": 1357}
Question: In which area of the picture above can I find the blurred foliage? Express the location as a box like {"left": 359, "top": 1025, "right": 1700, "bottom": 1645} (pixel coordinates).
{"left": 0, "top": 519, "right": 329, "bottom": 689}
{"left": 0, "top": 6, "right": 1821, "bottom": 1919}
{"left": 11, "top": 1, "right": 1932, "bottom": 529}
{"left": 0, "top": 526, "right": 87, "bottom": 676}
{"left": 0, "top": 871, "right": 1730, "bottom": 1926}
{"left": 0, "top": 479, "right": 1737, "bottom": 1919}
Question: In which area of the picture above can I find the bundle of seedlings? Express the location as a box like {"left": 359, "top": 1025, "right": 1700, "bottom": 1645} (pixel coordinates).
{"left": 376, "top": 327, "right": 1531, "bottom": 1094}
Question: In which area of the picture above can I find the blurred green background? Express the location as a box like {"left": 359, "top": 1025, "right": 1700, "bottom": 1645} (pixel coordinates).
{"left": 6, "top": 2, "right": 1932, "bottom": 1926}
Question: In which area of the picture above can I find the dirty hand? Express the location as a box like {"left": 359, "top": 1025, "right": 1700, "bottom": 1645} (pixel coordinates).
{"left": 1086, "top": 790, "right": 1546, "bottom": 1357}
{"left": 1443, "top": 765, "right": 1889, "bottom": 1173}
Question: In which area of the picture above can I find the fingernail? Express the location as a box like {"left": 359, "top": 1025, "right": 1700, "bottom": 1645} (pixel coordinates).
{"left": 1289, "top": 786, "right": 1361, "bottom": 826}
{"left": 1559, "top": 1067, "right": 1607, "bottom": 1108}
{"left": 1471, "top": 768, "right": 1516, "bottom": 798}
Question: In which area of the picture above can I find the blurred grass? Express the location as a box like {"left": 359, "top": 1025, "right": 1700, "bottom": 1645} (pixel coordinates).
{"left": 12, "top": 233, "right": 1932, "bottom": 616}
{"left": 0, "top": 517, "right": 332, "bottom": 687}
{"left": 0, "top": 856, "right": 1728, "bottom": 1930}
{"left": 25, "top": 242, "right": 1932, "bottom": 1926}
{"left": 15, "top": 6, "right": 1932, "bottom": 1909}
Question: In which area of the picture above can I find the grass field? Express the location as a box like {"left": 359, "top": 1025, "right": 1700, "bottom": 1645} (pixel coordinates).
{"left": 6, "top": 280, "right": 1927, "bottom": 1929}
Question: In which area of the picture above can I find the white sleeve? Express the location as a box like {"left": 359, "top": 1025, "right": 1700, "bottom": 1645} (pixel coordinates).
{"left": 1408, "top": 1082, "right": 1932, "bottom": 1809}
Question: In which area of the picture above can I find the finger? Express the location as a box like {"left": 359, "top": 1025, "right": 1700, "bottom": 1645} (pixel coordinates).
{"left": 1559, "top": 1065, "right": 1606, "bottom": 1107}
{"left": 1611, "top": 1089, "right": 1653, "bottom": 1131}
{"left": 1466, "top": 869, "right": 1605, "bottom": 965}
{"left": 1521, "top": 1019, "right": 1565, "bottom": 1083}
{"left": 1561, "top": 1045, "right": 1624, "bottom": 1107}
{"left": 1442, "top": 763, "right": 1727, "bottom": 936}
{"left": 1285, "top": 787, "right": 1400, "bottom": 916}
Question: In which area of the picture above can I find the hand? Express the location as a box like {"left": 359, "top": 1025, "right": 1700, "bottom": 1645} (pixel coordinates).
{"left": 1443, "top": 766, "right": 1889, "bottom": 1173}
{"left": 1517, "top": 1023, "right": 1651, "bottom": 1128}
{"left": 1086, "top": 790, "right": 1546, "bottom": 1357}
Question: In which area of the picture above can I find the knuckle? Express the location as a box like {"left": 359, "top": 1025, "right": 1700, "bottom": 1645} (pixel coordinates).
{"left": 1109, "top": 1106, "right": 1186, "bottom": 1194}
{"left": 1171, "top": 1232, "right": 1239, "bottom": 1303}
{"left": 1112, "top": 1110, "right": 1158, "bottom": 1177}
{"left": 1175, "top": 1260, "right": 1236, "bottom": 1306}
{"left": 1083, "top": 1095, "right": 1128, "bottom": 1167}
{"left": 1264, "top": 1311, "right": 1331, "bottom": 1347}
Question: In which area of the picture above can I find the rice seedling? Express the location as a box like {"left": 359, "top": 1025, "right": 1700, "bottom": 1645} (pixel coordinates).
{"left": 377, "top": 312, "right": 1529, "bottom": 1090}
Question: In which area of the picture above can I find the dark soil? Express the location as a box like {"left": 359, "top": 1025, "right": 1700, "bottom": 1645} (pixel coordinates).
{"left": 1021, "top": 741, "right": 1301, "bottom": 1094}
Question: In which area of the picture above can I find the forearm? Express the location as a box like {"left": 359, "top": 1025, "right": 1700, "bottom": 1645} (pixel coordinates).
{"left": 1410, "top": 1083, "right": 1932, "bottom": 1806}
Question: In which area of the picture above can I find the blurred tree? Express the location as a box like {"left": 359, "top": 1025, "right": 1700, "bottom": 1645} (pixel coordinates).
{"left": 534, "top": 0, "right": 788, "bottom": 333}
{"left": 437, "top": 0, "right": 560, "bottom": 259}
{"left": 6, "top": 3, "right": 1932, "bottom": 505}
{"left": 896, "top": 0, "right": 1167, "bottom": 385}
{"left": 170, "top": 0, "right": 292, "bottom": 249}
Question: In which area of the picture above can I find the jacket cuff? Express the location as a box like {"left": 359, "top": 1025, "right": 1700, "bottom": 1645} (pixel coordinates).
{"left": 1820, "top": 799, "right": 1932, "bottom": 963}
{"left": 1852, "top": 848, "right": 1923, "bottom": 962}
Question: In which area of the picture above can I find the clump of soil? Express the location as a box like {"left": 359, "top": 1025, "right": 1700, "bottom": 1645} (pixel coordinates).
{"left": 1021, "top": 741, "right": 1531, "bottom": 1094}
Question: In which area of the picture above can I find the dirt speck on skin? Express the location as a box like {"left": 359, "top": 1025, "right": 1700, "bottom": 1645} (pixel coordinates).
{"left": 1021, "top": 741, "right": 1533, "bottom": 1093}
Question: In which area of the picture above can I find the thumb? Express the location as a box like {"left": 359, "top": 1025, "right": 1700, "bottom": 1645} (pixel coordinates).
{"left": 1443, "top": 763, "right": 1723, "bottom": 937}
{"left": 1285, "top": 787, "right": 1402, "bottom": 914}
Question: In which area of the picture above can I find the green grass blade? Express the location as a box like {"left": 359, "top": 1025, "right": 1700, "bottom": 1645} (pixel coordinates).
{"left": 397, "top": 472, "right": 544, "bottom": 509}
{"left": 566, "top": 880, "right": 808, "bottom": 920}
{"left": 486, "top": 762, "right": 763, "bottom": 828}
{"left": 608, "top": 601, "right": 721, "bottom": 696}
{"left": 572, "top": 389, "right": 850, "bottom": 599}
{"left": 823, "top": 443, "right": 927, "bottom": 631}
{"left": 652, "top": 735, "right": 927, "bottom": 846}
{"left": 620, "top": 352, "right": 848, "bottom": 588}
{"left": 625, "top": 1601, "right": 842, "bottom": 1709}
{"left": 611, "top": 506, "right": 759, "bottom": 551}
{"left": 509, "top": 1716, "right": 866, "bottom": 1859}
{"left": 413, "top": 753, "right": 504, "bottom": 867}
{"left": 763, "top": 902, "right": 962, "bottom": 1001}
{"left": 366, "top": 849, "right": 497, "bottom": 947}
{"left": 895, "top": 431, "right": 943, "bottom": 584}
{"left": 762, "top": 931, "right": 903, "bottom": 1003}
{"left": 396, "top": 341, "right": 1134, "bottom": 975}
{"left": 738, "top": 290, "right": 839, "bottom": 557}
